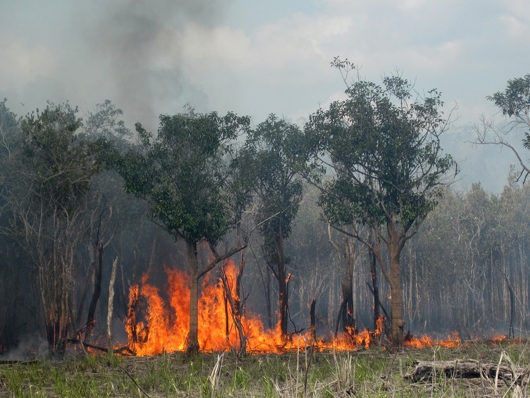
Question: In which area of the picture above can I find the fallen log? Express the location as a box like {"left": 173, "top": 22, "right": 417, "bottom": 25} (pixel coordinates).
{"left": 67, "top": 338, "right": 109, "bottom": 353}
{"left": 405, "top": 359, "right": 524, "bottom": 383}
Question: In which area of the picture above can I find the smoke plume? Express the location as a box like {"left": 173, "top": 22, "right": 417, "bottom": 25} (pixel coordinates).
{"left": 86, "top": 0, "right": 228, "bottom": 128}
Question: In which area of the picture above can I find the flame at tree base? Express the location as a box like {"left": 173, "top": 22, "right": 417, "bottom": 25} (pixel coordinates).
{"left": 124, "top": 261, "right": 466, "bottom": 356}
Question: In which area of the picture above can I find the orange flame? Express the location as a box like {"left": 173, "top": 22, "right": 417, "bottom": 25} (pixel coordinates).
{"left": 124, "top": 261, "right": 480, "bottom": 355}
{"left": 489, "top": 335, "right": 507, "bottom": 343}
{"left": 124, "top": 260, "right": 385, "bottom": 355}
{"left": 404, "top": 331, "right": 461, "bottom": 349}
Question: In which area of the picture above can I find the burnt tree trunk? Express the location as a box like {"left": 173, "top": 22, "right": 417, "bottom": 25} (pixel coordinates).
{"left": 125, "top": 284, "right": 139, "bottom": 349}
{"left": 310, "top": 299, "right": 316, "bottom": 341}
{"left": 328, "top": 225, "right": 356, "bottom": 335}
{"left": 84, "top": 239, "right": 104, "bottom": 342}
{"left": 405, "top": 359, "right": 529, "bottom": 387}
{"left": 276, "top": 228, "right": 289, "bottom": 338}
{"left": 220, "top": 256, "right": 247, "bottom": 355}
{"left": 369, "top": 250, "right": 380, "bottom": 331}
{"left": 265, "top": 223, "right": 290, "bottom": 339}
{"left": 341, "top": 238, "right": 356, "bottom": 333}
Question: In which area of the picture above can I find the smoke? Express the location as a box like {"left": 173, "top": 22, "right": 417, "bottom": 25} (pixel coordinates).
{"left": 85, "top": 0, "right": 229, "bottom": 129}
{"left": 0, "top": 335, "right": 49, "bottom": 361}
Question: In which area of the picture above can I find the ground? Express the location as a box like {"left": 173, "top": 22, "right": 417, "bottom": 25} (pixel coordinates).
{"left": 0, "top": 340, "right": 528, "bottom": 397}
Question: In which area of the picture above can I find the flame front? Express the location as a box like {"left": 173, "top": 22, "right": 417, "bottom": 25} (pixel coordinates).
{"left": 125, "top": 261, "right": 466, "bottom": 356}
{"left": 125, "top": 260, "right": 389, "bottom": 355}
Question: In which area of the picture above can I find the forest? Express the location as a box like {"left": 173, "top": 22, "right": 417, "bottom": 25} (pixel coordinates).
{"left": 1, "top": 64, "right": 530, "bottom": 359}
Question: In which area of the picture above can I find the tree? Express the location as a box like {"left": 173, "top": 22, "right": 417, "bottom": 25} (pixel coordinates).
{"left": 110, "top": 108, "right": 250, "bottom": 353}
{"left": 75, "top": 101, "right": 130, "bottom": 343}
{"left": 82, "top": 99, "right": 132, "bottom": 152}
{"left": 0, "top": 103, "right": 102, "bottom": 356}
{"left": 233, "top": 114, "right": 305, "bottom": 337}
{"left": 304, "top": 60, "right": 457, "bottom": 346}
{"left": 477, "top": 74, "right": 530, "bottom": 183}
{"left": 0, "top": 100, "right": 28, "bottom": 352}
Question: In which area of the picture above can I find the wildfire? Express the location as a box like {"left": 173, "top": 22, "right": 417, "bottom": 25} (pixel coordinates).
{"left": 404, "top": 331, "right": 461, "bottom": 349}
{"left": 125, "top": 260, "right": 386, "bottom": 356}
{"left": 123, "top": 261, "right": 474, "bottom": 356}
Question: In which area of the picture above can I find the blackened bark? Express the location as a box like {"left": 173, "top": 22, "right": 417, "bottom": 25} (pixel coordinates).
{"left": 369, "top": 250, "right": 380, "bottom": 331}
{"left": 341, "top": 238, "right": 356, "bottom": 333}
{"left": 84, "top": 240, "right": 104, "bottom": 342}
{"left": 276, "top": 229, "right": 289, "bottom": 337}
{"left": 220, "top": 260, "right": 247, "bottom": 355}
{"left": 310, "top": 299, "right": 316, "bottom": 341}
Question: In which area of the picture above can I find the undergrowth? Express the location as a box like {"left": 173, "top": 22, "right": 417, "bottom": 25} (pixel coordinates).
{"left": 0, "top": 342, "right": 528, "bottom": 397}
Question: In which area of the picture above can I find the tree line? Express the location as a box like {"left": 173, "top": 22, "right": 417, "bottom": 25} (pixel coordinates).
{"left": 0, "top": 62, "right": 528, "bottom": 357}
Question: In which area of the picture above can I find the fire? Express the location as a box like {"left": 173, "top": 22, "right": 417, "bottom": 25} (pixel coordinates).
{"left": 489, "top": 335, "right": 507, "bottom": 343}
{"left": 124, "top": 260, "right": 479, "bottom": 355}
{"left": 124, "top": 260, "right": 384, "bottom": 355}
{"left": 404, "top": 331, "right": 461, "bottom": 349}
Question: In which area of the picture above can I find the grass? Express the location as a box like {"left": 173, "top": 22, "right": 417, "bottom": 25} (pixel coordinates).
{"left": 0, "top": 341, "right": 529, "bottom": 397}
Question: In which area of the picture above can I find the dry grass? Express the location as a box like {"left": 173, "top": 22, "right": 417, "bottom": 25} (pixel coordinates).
{"left": 0, "top": 340, "right": 529, "bottom": 397}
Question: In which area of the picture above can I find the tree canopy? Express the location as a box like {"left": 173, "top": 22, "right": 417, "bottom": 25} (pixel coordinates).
{"left": 112, "top": 109, "right": 250, "bottom": 245}
{"left": 483, "top": 74, "right": 530, "bottom": 182}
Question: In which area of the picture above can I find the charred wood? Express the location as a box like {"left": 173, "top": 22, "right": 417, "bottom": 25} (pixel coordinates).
{"left": 405, "top": 359, "right": 528, "bottom": 384}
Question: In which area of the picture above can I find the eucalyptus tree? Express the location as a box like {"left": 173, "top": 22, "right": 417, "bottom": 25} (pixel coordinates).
{"left": 0, "top": 103, "right": 103, "bottom": 356}
{"left": 233, "top": 114, "right": 305, "bottom": 337}
{"left": 477, "top": 74, "right": 530, "bottom": 183}
{"left": 304, "top": 60, "right": 457, "bottom": 345}
{"left": 109, "top": 109, "right": 250, "bottom": 353}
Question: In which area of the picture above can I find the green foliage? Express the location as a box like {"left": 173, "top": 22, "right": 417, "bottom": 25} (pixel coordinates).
{"left": 234, "top": 114, "right": 304, "bottom": 258}
{"left": 19, "top": 103, "right": 102, "bottom": 213}
{"left": 0, "top": 99, "right": 21, "bottom": 155}
{"left": 305, "top": 61, "right": 457, "bottom": 234}
{"left": 0, "top": 99, "right": 21, "bottom": 215}
{"left": 82, "top": 100, "right": 132, "bottom": 152}
{"left": 488, "top": 74, "right": 530, "bottom": 118}
{"left": 488, "top": 74, "right": 530, "bottom": 158}
{"left": 110, "top": 109, "right": 250, "bottom": 244}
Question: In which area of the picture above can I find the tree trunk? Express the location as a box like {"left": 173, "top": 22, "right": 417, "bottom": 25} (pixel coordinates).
{"left": 186, "top": 239, "right": 200, "bottom": 354}
{"left": 341, "top": 238, "right": 356, "bottom": 333}
{"left": 41, "top": 223, "right": 74, "bottom": 358}
{"left": 369, "top": 250, "right": 380, "bottom": 331}
{"left": 389, "top": 237, "right": 404, "bottom": 347}
{"left": 220, "top": 259, "right": 247, "bottom": 355}
{"left": 327, "top": 225, "right": 355, "bottom": 335}
{"left": 107, "top": 257, "right": 118, "bottom": 349}
{"left": 84, "top": 239, "right": 104, "bottom": 342}
{"left": 275, "top": 229, "right": 289, "bottom": 338}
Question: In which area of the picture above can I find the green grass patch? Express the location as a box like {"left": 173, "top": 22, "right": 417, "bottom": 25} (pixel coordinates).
{"left": 0, "top": 343, "right": 528, "bottom": 397}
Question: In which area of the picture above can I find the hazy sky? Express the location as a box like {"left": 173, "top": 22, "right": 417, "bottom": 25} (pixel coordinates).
{"left": 1, "top": 0, "right": 529, "bottom": 192}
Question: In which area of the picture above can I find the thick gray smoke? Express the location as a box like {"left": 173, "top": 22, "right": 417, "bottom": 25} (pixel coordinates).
{"left": 86, "top": 0, "right": 228, "bottom": 128}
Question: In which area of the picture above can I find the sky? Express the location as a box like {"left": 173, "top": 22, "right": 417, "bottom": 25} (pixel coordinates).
{"left": 1, "top": 0, "right": 529, "bottom": 192}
